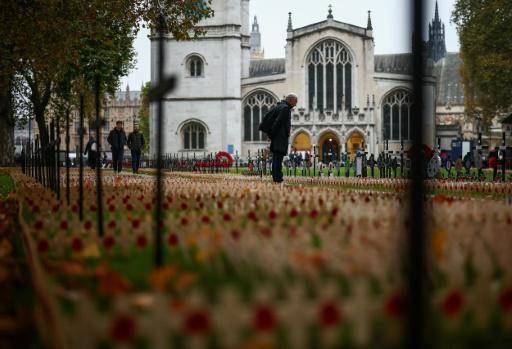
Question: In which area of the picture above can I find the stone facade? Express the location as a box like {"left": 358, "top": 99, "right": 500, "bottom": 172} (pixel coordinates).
{"left": 151, "top": 1, "right": 437, "bottom": 160}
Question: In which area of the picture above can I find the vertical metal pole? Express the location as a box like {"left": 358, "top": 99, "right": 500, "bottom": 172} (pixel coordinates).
{"left": 408, "top": 0, "right": 426, "bottom": 348}
{"left": 79, "top": 94, "right": 84, "bottom": 221}
{"left": 154, "top": 14, "right": 165, "bottom": 267}
{"left": 65, "top": 110, "right": 70, "bottom": 205}
{"left": 313, "top": 146, "right": 316, "bottom": 177}
{"left": 401, "top": 138, "right": 404, "bottom": 178}
{"left": 95, "top": 76, "right": 105, "bottom": 237}
{"left": 56, "top": 114, "right": 61, "bottom": 200}
{"left": 502, "top": 132, "right": 506, "bottom": 181}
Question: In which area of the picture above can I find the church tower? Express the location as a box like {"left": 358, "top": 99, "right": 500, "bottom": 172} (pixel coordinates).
{"left": 150, "top": 0, "right": 250, "bottom": 156}
{"left": 250, "top": 16, "right": 264, "bottom": 59}
{"left": 427, "top": 1, "right": 447, "bottom": 62}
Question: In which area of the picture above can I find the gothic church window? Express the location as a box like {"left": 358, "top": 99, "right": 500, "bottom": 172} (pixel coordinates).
{"left": 243, "top": 91, "right": 277, "bottom": 142}
{"left": 187, "top": 56, "right": 203, "bottom": 77}
{"left": 382, "top": 89, "right": 413, "bottom": 141}
{"left": 182, "top": 122, "right": 206, "bottom": 150}
{"left": 307, "top": 40, "right": 352, "bottom": 113}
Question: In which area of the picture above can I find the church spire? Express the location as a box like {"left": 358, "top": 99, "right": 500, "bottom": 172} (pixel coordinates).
{"left": 327, "top": 4, "right": 333, "bottom": 19}
{"left": 250, "top": 15, "right": 264, "bottom": 59}
{"left": 287, "top": 12, "right": 293, "bottom": 31}
{"left": 427, "top": 0, "right": 446, "bottom": 62}
{"left": 367, "top": 10, "right": 373, "bottom": 30}
{"left": 252, "top": 16, "right": 259, "bottom": 33}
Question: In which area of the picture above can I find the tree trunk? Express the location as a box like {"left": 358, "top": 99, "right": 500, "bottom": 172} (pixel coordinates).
{"left": 0, "top": 80, "right": 14, "bottom": 166}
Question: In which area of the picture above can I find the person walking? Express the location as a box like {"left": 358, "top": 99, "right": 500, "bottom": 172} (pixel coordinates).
{"left": 127, "top": 125, "right": 145, "bottom": 174}
{"left": 107, "top": 121, "right": 127, "bottom": 173}
{"left": 262, "top": 93, "right": 297, "bottom": 183}
{"left": 84, "top": 135, "right": 98, "bottom": 170}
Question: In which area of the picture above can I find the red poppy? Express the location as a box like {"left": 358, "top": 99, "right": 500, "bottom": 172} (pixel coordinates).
{"left": 108, "top": 204, "right": 115, "bottom": 212}
{"left": 34, "top": 220, "right": 44, "bottom": 230}
{"left": 268, "top": 211, "right": 277, "bottom": 220}
{"left": 84, "top": 220, "right": 93, "bottom": 230}
{"left": 107, "top": 220, "right": 116, "bottom": 229}
{"left": 60, "top": 220, "right": 68, "bottom": 230}
{"left": 309, "top": 209, "right": 318, "bottom": 219}
{"left": 384, "top": 291, "right": 407, "bottom": 319}
{"left": 168, "top": 233, "right": 179, "bottom": 246}
{"left": 441, "top": 290, "right": 464, "bottom": 316}
{"left": 260, "top": 227, "right": 272, "bottom": 238}
{"left": 71, "top": 237, "right": 83, "bottom": 252}
{"left": 180, "top": 217, "right": 189, "bottom": 226}
{"left": 136, "top": 235, "right": 147, "bottom": 248}
{"left": 52, "top": 205, "right": 59, "bottom": 213}
{"left": 231, "top": 230, "right": 241, "bottom": 240}
{"left": 89, "top": 204, "right": 97, "bottom": 212}
{"left": 247, "top": 211, "right": 257, "bottom": 221}
{"left": 290, "top": 208, "right": 298, "bottom": 218}
{"left": 184, "top": 310, "right": 210, "bottom": 335}
{"left": 37, "top": 239, "right": 49, "bottom": 253}
{"left": 132, "top": 219, "right": 141, "bottom": 229}
{"left": 253, "top": 305, "right": 276, "bottom": 332}
{"left": 223, "top": 213, "right": 232, "bottom": 222}
{"left": 32, "top": 205, "right": 40, "bottom": 213}
{"left": 144, "top": 203, "right": 152, "bottom": 211}
{"left": 180, "top": 202, "right": 188, "bottom": 210}
{"left": 499, "top": 287, "right": 512, "bottom": 313}
{"left": 103, "top": 236, "right": 116, "bottom": 250}
{"left": 201, "top": 216, "right": 210, "bottom": 224}
{"left": 217, "top": 201, "right": 223, "bottom": 209}
{"left": 109, "top": 314, "right": 136, "bottom": 343}
{"left": 318, "top": 302, "right": 341, "bottom": 327}
{"left": 163, "top": 202, "right": 170, "bottom": 210}
{"left": 331, "top": 207, "right": 339, "bottom": 217}
{"left": 126, "top": 204, "right": 133, "bottom": 211}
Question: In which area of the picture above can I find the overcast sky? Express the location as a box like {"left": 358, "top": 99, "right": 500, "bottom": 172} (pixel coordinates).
{"left": 121, "top": 0, "right": 459, "bottom": 90}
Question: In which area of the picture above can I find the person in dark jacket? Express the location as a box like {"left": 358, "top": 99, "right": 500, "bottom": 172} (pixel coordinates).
{"left": 84, "top": 135, "right": 98, "bottom": 170}
{"left": 107, "top": 121, "right": 127, "bottom": 173}
{"left": 268, "top": 93, "right": 297, "bottom": 183}
{"left": 127, "top": 125, "right": 145, "bottom": 174}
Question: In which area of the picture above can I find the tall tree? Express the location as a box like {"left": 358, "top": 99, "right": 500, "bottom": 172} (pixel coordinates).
{"left": 452, "top": 0, "right": 512, "bottom": 125}
{"left": 0, "top": 0, "right": 213, "bottom": 163}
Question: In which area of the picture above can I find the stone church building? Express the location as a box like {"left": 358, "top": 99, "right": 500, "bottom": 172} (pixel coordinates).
{"left": 150, "top": 0, "right": 437, "bottom": 160}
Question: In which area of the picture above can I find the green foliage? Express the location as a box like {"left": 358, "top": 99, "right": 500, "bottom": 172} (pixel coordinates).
{"left": 1, "top": 0, "right": 214, "bottom": 147}
{"left": 138, "top": 81, "right": 151, "bottom": 153}
{"left": 0, "top": 172, "right": 14, "bottom": 198}
{"left": 452, "top": 0, "right": 512, "bottom": 123}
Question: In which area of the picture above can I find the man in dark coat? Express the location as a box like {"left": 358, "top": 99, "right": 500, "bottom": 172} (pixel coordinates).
{"left": 84, "top": 135, "right": 97, "bottom": 170}
{"left": 127, "top": 125, "right": 145, "bottom": 174}
{"left": 269, "top": 93, "right": 297, "bottom": 183}
{"left": 107, "top": 121, "right": 127, "bottom": 173}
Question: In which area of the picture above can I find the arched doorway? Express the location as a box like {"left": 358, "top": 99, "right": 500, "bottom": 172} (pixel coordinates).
{"left": 346, "top": 131, "right": 365, "bottom": 158}
{"left": 292, "top": 132, "right": 312, "bottom": 151}
{"left": 318, "top": 132, "right": 340, "bottom": 163}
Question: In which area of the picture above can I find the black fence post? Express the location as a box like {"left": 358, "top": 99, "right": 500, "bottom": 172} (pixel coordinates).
{"left": 150, "top": 12, "right": 177, "bottom": 268}
{"left": 65, "top": 109, "right": 71, "bottom": 205}
{"left": 56, "top": 114, "right": 61, "bottom": 200}
{"left": 95, "top": 75, "right": 105, "bottom": 237}
{"left": 408, "top": 0, "right": 426, "bottom": 347}
{"left": 79, "top": 94, "right": 84, "bottom": 221}
{"left": 502, "top": 132, "right": 506, "bottom": 181}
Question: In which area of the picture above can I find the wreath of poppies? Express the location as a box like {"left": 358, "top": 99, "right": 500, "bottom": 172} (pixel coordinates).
{"left": 215, "top": 151, "right": 234, "bottom": 168}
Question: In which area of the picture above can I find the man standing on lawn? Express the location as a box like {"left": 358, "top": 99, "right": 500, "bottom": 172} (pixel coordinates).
{"left": 127, "top": 124, "right": 145, "bottom": 174}
{"left": 107, "top": 121, "right": 127, "bottom": 173}
{"left": 268, "top": 93, "right": 297, "bottom": 183}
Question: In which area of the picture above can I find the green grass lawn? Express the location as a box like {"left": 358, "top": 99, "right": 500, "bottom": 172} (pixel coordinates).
{"left": 228, "top": 165, "right": 512, "bottom": 181}
{"left": 0, "top": 172, "right": 14, "bottom": 198}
